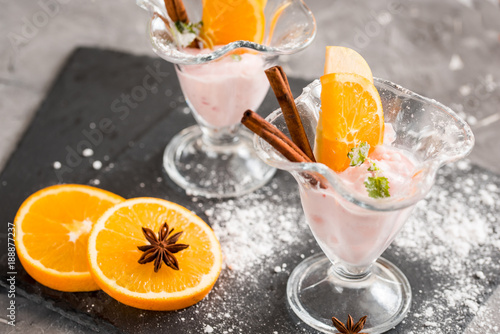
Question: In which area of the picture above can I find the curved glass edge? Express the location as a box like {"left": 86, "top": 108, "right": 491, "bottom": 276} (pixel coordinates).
{"left": 254, "top": 78, "right": 475, "bottom": 212}
{"left": 138, "top": 0, "right": 317, "bottom": 65}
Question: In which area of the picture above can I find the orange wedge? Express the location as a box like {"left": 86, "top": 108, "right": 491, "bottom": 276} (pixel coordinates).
{"left": 324, "top": 46, "right": 374, "bottom": 82}
{"left": 316, "top": 73, "right": 384, "bottom": 172}
{"left": 201, "top": 0, "right": 265, "bottom": 46}
{"left": 14, "top": 184, "right": 124, "bottom": 292}
{"left": 87, "top": 198, "right": 223, "bottom": 311}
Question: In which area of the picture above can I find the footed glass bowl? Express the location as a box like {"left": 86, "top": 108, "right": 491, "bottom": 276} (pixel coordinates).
{"left": 254, "top": 78, "right": 474, "bottom": 333}
{"left": 137, "top": 0, "right": 316, "bottom": 198}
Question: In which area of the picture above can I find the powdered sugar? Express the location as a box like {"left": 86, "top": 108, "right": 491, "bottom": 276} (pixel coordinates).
{"left": 393, "top": 161, "right": 500, "bottom": 333}
{"left": 207, "top": 186, "right": 306, "bottom": 274}
{"left": 198, "top": 160, "right": 500, "bottom": 333}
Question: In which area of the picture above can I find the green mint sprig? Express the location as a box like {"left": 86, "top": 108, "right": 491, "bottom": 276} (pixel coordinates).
{"left": 364, "top": 176, "right": 390, "bottom": 199}
{"left": 367, "top": 162, "right": 379, "bottom": 172}
{"left": 347, "top": 142, "right": 370, "bottom": 167}
{"left": 231, "top": 54, "right": 242, "bottom": 62}
{"left": 174, "top": 21, "right": 202, "bottom": 35}
{"left": 347, "top": 142, "right": 390, "bottom": 199}
{"left": 171, "top": 21, "right": 203, "bottom": 48}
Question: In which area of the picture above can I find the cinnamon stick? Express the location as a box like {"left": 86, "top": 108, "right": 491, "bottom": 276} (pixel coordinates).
{"left": 242, "top": 110, "right": 326, "bottom": 188}
{"left": 265, "top": 66, "right": 316, "bottom": 162}
{"left": 164, "top": 0, "right": 199, "bottom": 48}
{"left": 242, "top": 110, "right": 312, "bottom": 163}
{"left": 164, "top": 0, "right": 189, "bottom": 23}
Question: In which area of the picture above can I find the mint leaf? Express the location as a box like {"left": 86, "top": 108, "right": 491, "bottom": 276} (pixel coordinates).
{"left": 231, "top": 54, "right": 242, "bottom": 62}
{"left": 175, "top": 21, "right": 202, "bottom": 34}
{"left": 172, "top": 21, "right": 203, "bottom": 47}
{"left": 348, "top": 142, "right": 370, "bottom": 167}
{"left": 364, "top": 176, "right": 390, "bottom": 199}
{"left": 367, "top": 162, "right": 379, "bottom": 172}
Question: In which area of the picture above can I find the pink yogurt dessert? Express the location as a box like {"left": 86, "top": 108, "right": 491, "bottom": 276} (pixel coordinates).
{"left": 300, "top": 125, "right": 418, "bottom": 268}
{"left": 176, "top": 50, "right": 269, "bottom": 128}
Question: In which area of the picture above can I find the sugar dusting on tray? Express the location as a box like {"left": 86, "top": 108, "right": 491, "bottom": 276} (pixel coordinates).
{"left": 393, "top": 160, "right": 500, "bottom": 334}
{"left": 181, "top": 160, "right": 500, "bottom": 333}
{"left": 207, "top": 195, "right": 305, "bottom": 273}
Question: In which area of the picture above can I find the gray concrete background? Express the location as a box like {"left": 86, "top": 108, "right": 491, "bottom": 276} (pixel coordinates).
{"left": 0, "top": 0, "right": 499, "bottom": 333}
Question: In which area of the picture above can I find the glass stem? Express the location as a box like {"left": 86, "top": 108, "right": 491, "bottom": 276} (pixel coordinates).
{"left": 199, "top": 123, "right": 241, "bottom": 147}
{"left": 331, "top": 263, "right": 373, "bottom": 282}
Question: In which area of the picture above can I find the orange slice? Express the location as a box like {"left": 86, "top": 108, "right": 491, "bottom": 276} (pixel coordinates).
{"left": 201, "top": 0, "right": 265, "bottom": 46}
{"left": 315, "top": 73, "right": 384, "bottom": 172}
{"left": 87, "top": 198, "right": 223, "bottom": 311}
{"left": 324, "top": 46, "right": 374, "bottom": 82}
{"left": 14, "top": 184, "right": 124, "bottom": 292}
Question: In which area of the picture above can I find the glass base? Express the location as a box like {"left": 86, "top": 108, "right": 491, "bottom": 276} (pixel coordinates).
{"left": 287, "top": 254, "right": 411, "bottom": 334}
{"left": 163, "top": 125, "right": 276, "bottom": 198}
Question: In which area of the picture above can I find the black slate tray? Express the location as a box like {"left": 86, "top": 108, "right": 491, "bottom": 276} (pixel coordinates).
{"left": 1, "top": 48, "right": 499, "bottom": 334}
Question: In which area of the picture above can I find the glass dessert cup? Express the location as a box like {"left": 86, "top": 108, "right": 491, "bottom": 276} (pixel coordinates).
{"left": 254, "top": 79, "right": 474, "bottom": 333}
{"left": 138, "top": 0, "right": 316, "bottom": 198}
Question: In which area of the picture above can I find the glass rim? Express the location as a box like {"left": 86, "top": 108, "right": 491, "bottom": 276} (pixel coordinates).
{"left": 138, "top": 0, "right": 317, "bottom": 65}
{"left": 254, "top": 78, "right": 475, "bottom": 212}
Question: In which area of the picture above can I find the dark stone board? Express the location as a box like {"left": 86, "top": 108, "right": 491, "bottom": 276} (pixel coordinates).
{"left": 0, "top": 48, "right": 499, "bottom": 333}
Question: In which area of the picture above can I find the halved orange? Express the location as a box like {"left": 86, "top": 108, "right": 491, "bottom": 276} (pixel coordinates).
{"left": 14, "top": 184, "right": 124, "bottom": 292}
{"left": 315, "top": 73, "right": 384, "bottom": 172}
{"left": 201, "top": 0, "right": 265, "bottom": 46}
{"left": 87, "top": 198, "right": 223, "bottom": 311}
{"left": 324, "top": 46, "right": 374, "bottom": 82}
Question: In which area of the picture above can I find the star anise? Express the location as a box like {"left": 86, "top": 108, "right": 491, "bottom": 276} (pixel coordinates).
{"left": 331, "top": 315, "right": 368, "bottom": 334}
{"left": 137, "top": 222, "right": 189, "bottom": 272}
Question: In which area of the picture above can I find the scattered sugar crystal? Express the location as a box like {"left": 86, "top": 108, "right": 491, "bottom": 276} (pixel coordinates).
{"left": 82, "top": 148, "right": 94, "bottom": 157}
{"left": 449, "top": 54, "right": 464, "bottom": 71}
{"left": 457, "top": 160, "right": 470, "bottom": 170}
{"left": 53, "top": 161, "right": 61, "bottom": 169}
{"left": 92, "top": 160, "right": 102, "bottom": 170}
{"left": 467, "top": 115, "right": 477, "bottom": 126}
{"left": 479, "top": 189, "right": 495, "bottom": 206}
{"left": 465, "top": 299, "right": 479, "bottom": 313}
{"left": 157, "top": 177, "right": 163, "bottom": 182}
{"left": 139, "top": 182, "right": 145, "bottom": 188}
{"left": 459, "top": 85, "right": 471, "bottom": 96}
{"left": 204, "top": 325, "right": 214, "bottom": 333}
{"left": 377, "top": 12, "right": 392, "bottom": 25}
{"left": 486, "top": 183, "right": 497, "bottom": 192}
{"left": 274, "top": 266, "right": 282, "bottom": 273}
{"left": 474, "top": 271, "right": 486, "bottom": 280}
{"left": 424, "top": 307, "right": 434, "bottom": 317}
{"left": 89, "top": 179, "right": 100, "bottom": 185}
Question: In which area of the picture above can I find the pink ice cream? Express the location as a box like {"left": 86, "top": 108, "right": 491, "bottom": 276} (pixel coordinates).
{"left": 301, "top": 125, "right": 418, "bottom": 268}
{"left": 176, "top": 50, "right": 269, "bottom": 128}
